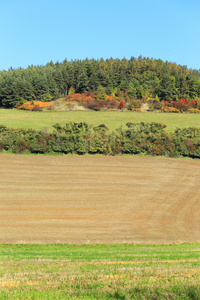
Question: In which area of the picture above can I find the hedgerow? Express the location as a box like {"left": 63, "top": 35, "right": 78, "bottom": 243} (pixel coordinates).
{"left": 0, "top": 122, "right": 200, "bottom": 158}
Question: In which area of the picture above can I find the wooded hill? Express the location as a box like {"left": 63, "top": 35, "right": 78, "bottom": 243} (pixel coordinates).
{"left": 0, "top": 56, "right": 200, "bottom": 108}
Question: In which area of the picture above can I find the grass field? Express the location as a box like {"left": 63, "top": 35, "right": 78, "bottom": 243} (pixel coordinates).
{"left": 0, "top": 109, "right": 200, "bottom": 132}
{"left": 0, "top": 243, "right": 199, "bottom": 299}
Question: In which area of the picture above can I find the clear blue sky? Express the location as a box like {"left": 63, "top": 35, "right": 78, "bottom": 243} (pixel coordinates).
{"left": 1, "top": 0, "right": 200, "bottom": 71}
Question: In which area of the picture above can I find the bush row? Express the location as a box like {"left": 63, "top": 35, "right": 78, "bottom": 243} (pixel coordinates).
{"left": 15, "top": 92, "right": 200, "bottom": 113}
{"left": 64, "top": 93, "right": 200, "bottom": 112}
{"left": 1, "top": 122, "right": 200, "bottom": 158}
{"left": 160, "top": 98, "right": 200, "bottom": 113}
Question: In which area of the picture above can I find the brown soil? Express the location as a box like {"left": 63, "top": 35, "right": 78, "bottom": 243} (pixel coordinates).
{"left": 0, "top": 154, "right": 199, "bottom": 244}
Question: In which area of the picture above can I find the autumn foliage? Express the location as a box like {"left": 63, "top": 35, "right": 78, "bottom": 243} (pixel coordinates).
{"left": 16, "top": 92, "right": 200, "bottom": 113}
{"left": 18, "top": 101, "right": 54, "bottom": 111}
{"left": 160, "top": 98, "right": 200, "bottom": 113}
{"left": 118, "top": 101, "right": 124, "bottom": 109}
{"left": 64, "top": 90, "right": 118, "bottom": 110}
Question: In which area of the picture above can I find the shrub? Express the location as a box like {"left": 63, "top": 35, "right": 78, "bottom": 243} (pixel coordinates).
{"left": 18, "top": 101, "right": 54, "bottom": 111}
{"left": 161, "top": 107, "right": 180, "bottom": 113}
{"left": 188, "top": 108, "right": 200, "bottom": 113}
{"left": 84, "top": 100, "right": 102, "bottom": 111}
{"left": 118, "top": 101, "right": 125, "bottom": 109}
{"left": 32, "top": 105, "right": 43, "bottom": 111}
{"left": 68, "top": 87, "right": 75, "bottom": 95}
{"left": 131, "top": 108, "right": 141, "bottom": 112}
{"left": 128, "top": 99, "right": 141, "bottom": 110}
{"left": 161, "top": 98, "right": 197, "bottom": 113}
{"left": 93, "top": 124, "right": 109, "bottom": 132}
{"left": 41, "top": 93, "right": 53, "bottom": 102}
{"left": 1, "top": 122, "right": 200, "bottom": 159}
{"left": 65, "top": 92, "right": 118, "bottom": 110}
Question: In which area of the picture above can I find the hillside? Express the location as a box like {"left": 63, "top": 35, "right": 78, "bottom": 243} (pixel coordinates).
{"left": 1, "top": 57, "right": 200, "bottom": 108}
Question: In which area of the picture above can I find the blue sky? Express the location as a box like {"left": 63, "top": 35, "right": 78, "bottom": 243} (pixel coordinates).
{"left": 1, "top": 0, "right": 200, "bottom": 71}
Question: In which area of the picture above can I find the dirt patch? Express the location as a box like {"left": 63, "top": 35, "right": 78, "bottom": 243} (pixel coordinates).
{"left": 140, "top": 103, "right": 149, "bottom": 112}
{"left": 0, "top": 155, "right": 199, "bottom": 244}
{"left": 52, "top": 99, "right": 87, "bottom": 111}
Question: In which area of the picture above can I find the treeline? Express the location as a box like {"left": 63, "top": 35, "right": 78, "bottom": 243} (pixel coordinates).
{"left": 1, "top": 122, "right": 200, "bottom": 158}
{"left": 1, "top": 57, "right": 200, "bottom": 108}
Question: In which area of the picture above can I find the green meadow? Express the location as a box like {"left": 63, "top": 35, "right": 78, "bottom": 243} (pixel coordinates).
{"left": 0, "top": 243, "right": 199, "bottom": 299}
{"left": 0, "top": 109, "right": 200, "bottom": 132}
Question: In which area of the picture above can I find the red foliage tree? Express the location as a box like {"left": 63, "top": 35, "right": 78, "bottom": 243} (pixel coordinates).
{"left": 118, "top": 101, "right": 124, "bottom": 109}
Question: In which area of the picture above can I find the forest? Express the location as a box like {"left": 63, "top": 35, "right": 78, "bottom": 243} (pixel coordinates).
{"left": 0, "top": 56, "right": 200, "bottom": 108}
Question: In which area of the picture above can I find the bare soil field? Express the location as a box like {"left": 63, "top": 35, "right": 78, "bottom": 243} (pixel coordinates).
{"left": 0, "top": 154, "right": 199, "bottom": 244}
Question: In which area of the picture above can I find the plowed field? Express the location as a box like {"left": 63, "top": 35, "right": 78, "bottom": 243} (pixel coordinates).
{"left": 0, "top": 154, "right": 199, "bottom": 243}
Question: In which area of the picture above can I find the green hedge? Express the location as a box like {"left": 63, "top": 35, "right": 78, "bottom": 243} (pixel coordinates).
{"left": 0, "top": 122, "right": 200, "bottom": 158}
